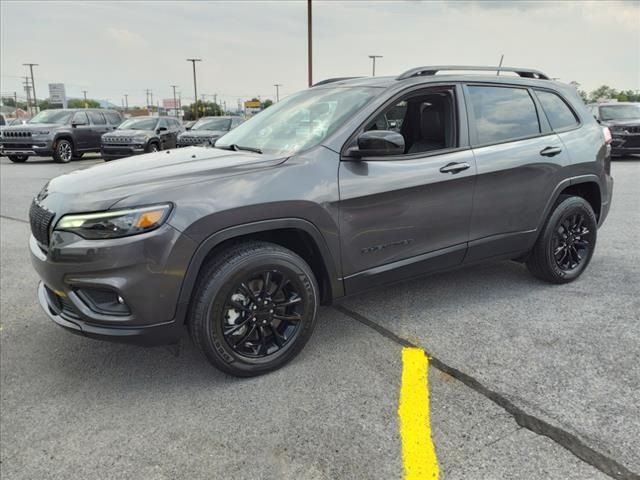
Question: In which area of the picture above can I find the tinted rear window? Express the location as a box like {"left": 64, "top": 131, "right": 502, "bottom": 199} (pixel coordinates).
{"left": 104, "top": 111, "right": 122, "bottom": 125}
{"left": 88, "top": 111, "right": 106, "bottom": 125}
{"left": 468, "top": 86, "right": 540, "bottom": 145}
{"left": 535, "top": 90, "right": 578, "bottom": 130}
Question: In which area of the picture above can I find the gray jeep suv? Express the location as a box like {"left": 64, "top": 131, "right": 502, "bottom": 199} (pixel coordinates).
{"left": 0, "top": 108, "right": 122, "bottom": 163}
{"left": 177, "top": 116, "right": 244, "bottom": 147}
{"left": 29, "top": 66, "right": 613, "bottom": 376}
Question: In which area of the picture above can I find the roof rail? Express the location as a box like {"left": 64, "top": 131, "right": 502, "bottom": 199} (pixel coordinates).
{"left": 397, "top": 65, "right": 550, "bottom": 81}
{"left": 312, "top": 77, "right": 362, "bottom": 87}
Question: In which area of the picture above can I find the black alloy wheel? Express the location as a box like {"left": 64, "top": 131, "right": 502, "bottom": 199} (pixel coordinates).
{"left": 526, "top": 195, "right": 597, "bottom": 284}
{"left": 552, "top": 213, "right": 594, "bottom": 273}
{"left": 189, "top": 241, "right": 319, "bottom": 377}
{"left": 221, "top": 270, "right": 304, "bottom": 359}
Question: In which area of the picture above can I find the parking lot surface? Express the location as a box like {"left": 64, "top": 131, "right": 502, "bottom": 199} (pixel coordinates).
{"left": 1, "top": 155, "right": 638, "bottom": 480}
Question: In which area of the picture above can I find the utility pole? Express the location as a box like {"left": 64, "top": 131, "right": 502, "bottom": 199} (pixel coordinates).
{"left": 368, "top": 55, "right": 382, "bottom": 76}
{"left": 23, "top": 77, "right": 32, "bottom": 115}
{"left": 170, "top": 85, "right": 178, "bottom": 117}
{"left": 145, "top": 89, "right": 152, "bottom": 114}
{"left": 82, "top": 90, "right": 88, "bottom": 108}
{"left": 186, "top": 58, "right": 202, "bottom": 119}
{"left": 14, "top": 91, "right": 18, "bottom": 117}
{"left": 23, "top": 63, "right": 38, "bottom": 113}
{"left": 124, "top": 94, "right": 129, "bottom": 113}
{"left": 274, "top": 84, "right": 282, "bottom": 102}
{"left": 307, "top": 0, "right": 313, "bottom": 87}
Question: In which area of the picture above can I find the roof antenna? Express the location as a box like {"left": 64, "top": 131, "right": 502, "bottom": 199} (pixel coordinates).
{"left": 496, "top": 54, "right": 504, "bottom": 76}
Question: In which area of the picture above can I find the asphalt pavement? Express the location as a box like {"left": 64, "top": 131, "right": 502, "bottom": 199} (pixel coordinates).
{"left": 1, "top": 154, "right": 638, "bottom": 480}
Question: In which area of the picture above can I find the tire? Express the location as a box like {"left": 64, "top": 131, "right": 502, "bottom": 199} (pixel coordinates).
{"left": 8, "top": 155, "right": 28, "bottom": 163}
{"left": 189, "top": 241, "right": 319, "bottom": 377}
{"left": 526, "top": 195, "right": 597, "bottom": 284}
{"left": 53, "top": 139, "right": 73, "bottom": 163}
{"left": 146, "top": 142, "right": 160, "bottom": 153}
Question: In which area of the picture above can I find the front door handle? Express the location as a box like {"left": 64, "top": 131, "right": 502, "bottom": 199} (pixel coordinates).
{"left": 540, "top": 146, "right": 563, "bottom": 157}
{"left": 440, "top": 162, "right": 471, "bottom": 174}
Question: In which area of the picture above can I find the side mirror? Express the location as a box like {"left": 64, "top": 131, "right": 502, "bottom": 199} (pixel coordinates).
{"left": 157, "top": 126, "right": 168, "bottom": 133}
{"left": 348, "top": 130, "right": 405, "bottom": 158}
{"left": 71, "top": 120, "right": 87, "bottom": 127}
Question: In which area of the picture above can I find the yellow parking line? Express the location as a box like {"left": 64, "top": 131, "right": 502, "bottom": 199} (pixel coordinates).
{"left": 398, "top": 347, "right": 440, "bottom": 480}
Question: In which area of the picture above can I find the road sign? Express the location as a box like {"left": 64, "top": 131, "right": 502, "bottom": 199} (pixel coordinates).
{"left": 244, "top": 100, "right": 261, "bottom": 108}
{"left": 48, "top": 83, "right": 67, "bottom": 108}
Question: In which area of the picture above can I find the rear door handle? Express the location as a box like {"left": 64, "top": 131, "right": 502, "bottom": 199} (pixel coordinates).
{"left": 440, "top": 162, "right": 471, "bottom": 174}
{"left": 540, "top": 146, "right": 562, "bottom": 157}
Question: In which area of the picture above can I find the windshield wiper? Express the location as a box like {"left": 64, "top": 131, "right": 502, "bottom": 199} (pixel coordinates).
{"left": 216, "top": 144, "right": 263, "bottom": 154}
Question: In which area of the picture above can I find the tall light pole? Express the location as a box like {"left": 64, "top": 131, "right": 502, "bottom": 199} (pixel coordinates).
{"left": 186, "top": 58, "right": 202, "bottom": 119}
{"left": 23, "top": 63, "right": 38, "bottom": 113}
{"left": 274, "top": 83, "right": 282, "bottom": 102}
{"left": 307, "top": 0, "right": 312, "bottom": 86}
{"left": 368, "top": 55, "right": 382, "bottom": 76}
{"left": 124, "top": 94, "right": 129, "bottom": 113}
{"left": 170, "top": 85, "right": 178, "bottom": 117}
{"left": 82, "top": 90, "right": 88, "bottom": 108}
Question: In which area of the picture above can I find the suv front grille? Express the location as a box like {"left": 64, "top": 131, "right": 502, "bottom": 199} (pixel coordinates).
{"left": 103, "top": 136, "right": 133, "bottom": 144}
{"left": 624, "top": 126, "right": 640, "bottom": 134}
{"left": 29, "top": 201, "right": 55, "bottom": 246}
{"left": 2, "top": 130, "right": 32, "bottom": 138}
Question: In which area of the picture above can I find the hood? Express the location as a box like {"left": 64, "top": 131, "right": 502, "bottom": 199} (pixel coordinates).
{"left": 38, "top": 147, "right": 284, "bottom": 214}
{"left": 179, "top": 130, "right": 226, "bottom": 138}
{"left": 103, "top": 129, "right": 153, "bottom": 137}
{"left": 2, "top": 122, "right": 59, "bottom": 131}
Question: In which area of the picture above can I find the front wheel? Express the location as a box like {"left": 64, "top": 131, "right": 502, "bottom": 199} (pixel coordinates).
{"left": 145, "top": 142, "right": 159, "bottom": 153}
{"left": 8, "top": 155, "right": 28, "bottom": 163}
{"left": 189, "top": 241, "right": 319, "bottom": 377}
{"left": 526, "top": 195, "right": 597, "bottom": 284}
{"left": 53, "top": 139, "right": 73, "bottom": 163}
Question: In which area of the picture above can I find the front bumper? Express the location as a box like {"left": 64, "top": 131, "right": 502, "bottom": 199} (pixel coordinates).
{"left": 0, "top": 138, "right": 54, "bottom": 157}
{"left": 101, "top": 144, "right": 146, "bottom": 160}
{"left": 30, "top": 224, "right": 197, "bottom": 346}
{"left": 611, "top": 133, "right": 640, "bottom": 156}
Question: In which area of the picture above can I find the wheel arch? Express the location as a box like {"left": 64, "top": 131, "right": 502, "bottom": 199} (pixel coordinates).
{"left": 178, "top": 219, "right": 344, "bottom": 313}
{"left": 537, "top": 175, "right": 603, "bottom": 232}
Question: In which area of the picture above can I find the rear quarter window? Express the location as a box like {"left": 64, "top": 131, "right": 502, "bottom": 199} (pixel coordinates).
{"left": 535, "top": 90, "right": 579, "bottom": 130}
{"left": 104, "top": 111, "right": 122, "bottom": 125}
{"left": 468, "top": 85, "right": 540, "bottom": 145}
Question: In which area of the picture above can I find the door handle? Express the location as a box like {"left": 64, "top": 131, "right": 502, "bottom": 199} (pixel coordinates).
{"left": 439, "top": 162, "right": 471, "bottom": 174}
{"left": 540, "top": 146, "right": 562, "bottom": 157}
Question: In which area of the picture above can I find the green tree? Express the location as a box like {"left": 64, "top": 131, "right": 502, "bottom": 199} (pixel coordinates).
{"left": 68, "top": 98, "right": 100, "bottom": 108}
{"left": 588, "top": 85, "right": 618, "bottom": 103}
{"left": 261, "top": 99, "right": 273, "bottom": 109}
{"left": 184, "top": 101, "right": 223, "bottom": 120}
{"left": 38, "top": 99, "right": 53, "bottom": 111}
{"left": 1, "top": 97, "right": 28, "bottom": 110}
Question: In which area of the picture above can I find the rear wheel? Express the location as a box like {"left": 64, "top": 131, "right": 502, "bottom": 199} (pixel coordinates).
{"left": 189, "top": 241, "right": 319, "bottom": 377}
{"left": 146, "top": 142, "right": 159, "bottom": 153}
{"left": 8, "top": 155, "right": 28, "bottom": 163}
{"left": 53, "top": 139, "right": 73, "bottom": 163}
{"left": 526, "top": 195, "right": 597, "bottom": 284}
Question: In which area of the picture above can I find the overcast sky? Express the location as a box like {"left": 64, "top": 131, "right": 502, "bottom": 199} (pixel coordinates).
{"left": 1, "top": 0, "right": 639, "bottom": 108}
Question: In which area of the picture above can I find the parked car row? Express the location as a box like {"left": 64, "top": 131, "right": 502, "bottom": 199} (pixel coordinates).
{"left": 0, "top": 110, "right": 243, "bottom": 163}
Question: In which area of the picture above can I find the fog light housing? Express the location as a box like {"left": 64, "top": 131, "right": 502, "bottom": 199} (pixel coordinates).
{"left": 76, "top": 288, "right": 131, "bottom": 316}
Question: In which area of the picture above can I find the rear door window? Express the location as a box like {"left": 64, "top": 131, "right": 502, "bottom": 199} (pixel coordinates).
{"left": 535, "top": 90, "right": 579, "bottom": 130}
{"left": 88, "top": 111, "right": 106, "bottom": 125}
{"left": 467, "top": 86, "right": 540, "bottom": 145}
{"left": 72, "top": 112, "right": 89, "bottom": 125}
{"left": 104, "top": 111, "right": 122, "bottom": 125}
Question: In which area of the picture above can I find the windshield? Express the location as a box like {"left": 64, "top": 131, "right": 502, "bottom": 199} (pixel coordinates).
{"left": 29, "top": 110, "right": 73, "bottom": 124}
{"left": 600, "top": 104, "right": 640, "bottom": 121}
{"left": 216, "top": 87, "right": 380, "bottom": 155}
{"left": 192, "top": 118, "right": 232, "bottom": 131}
{"left": 117, "top": 118, "right": 159, "bottom": 130}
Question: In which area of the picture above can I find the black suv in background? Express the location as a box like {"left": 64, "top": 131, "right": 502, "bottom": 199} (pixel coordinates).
{"left": 0, "top": 108, "right": 122, "bottom": 163}
{"left": 101, "top": 117, "right": 183, "bottom": 161}
{"left": 177, "top": 116, "right": 244, "bottom": 147}
{"left": 29, "top": 66, "right": 613, "bottom": 376}
{"left": 589, "top": 102, "right": 640, "bottom": 157}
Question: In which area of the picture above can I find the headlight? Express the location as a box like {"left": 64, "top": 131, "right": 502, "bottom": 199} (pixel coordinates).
{"left": 55, "top": 204, "right": 172, "bottom": 239}
{"left": 133, "top": 135, "right": 147, "bottom": 143}
{"left": 33, "top": 130, "right": 50, "bottom": 136}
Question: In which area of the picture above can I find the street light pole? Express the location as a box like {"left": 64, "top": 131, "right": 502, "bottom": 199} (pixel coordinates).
{"left": 170, "top": 85, "right": 178, "bottom": 117}
{"left": 124, "top": 94, "right": 129, "bottom": 113}
{"left": 23, "top": 63, "right": 38, "bottom": 113}
{"left": 82, "top": 90, "right": 88, "bottom": 108}
{"left": 274, "top": 84, "right": 282, "bottom": 102}
{"left": 368, "top": 55, "right": 382, "bottom": 76}
{"left": 186, "top": 58, "right": 202, "bottom": 119}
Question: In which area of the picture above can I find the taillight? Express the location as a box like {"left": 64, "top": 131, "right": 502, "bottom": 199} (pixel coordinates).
{"left": 603, "top": 127, "right": 612, "bottom": 145}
